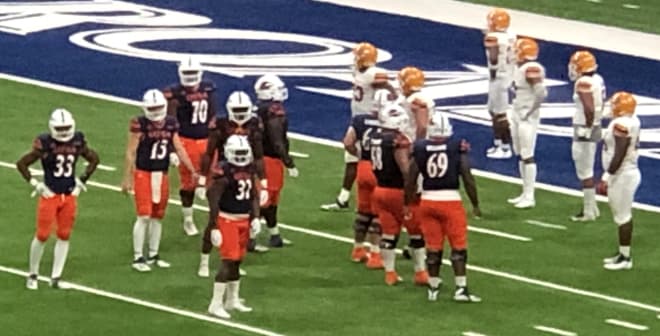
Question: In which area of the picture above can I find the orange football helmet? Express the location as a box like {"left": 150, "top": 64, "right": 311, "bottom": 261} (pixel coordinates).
{"left": 515, "top": 37, "right": 539, "bottom": 63}
{"left": 610, "top": 91, "right": 636, "bottom": 117}
{"left": 398, "top": 66, "right": 425, "bottom": 96}
{"left": 487, "top": 8, "right": 510, "bottom": 32}
{"left": 353, "top": 42, "right": 378, "bottom": 69}
{"left": 568, "top": 51, "right": 598, "bottom": 81}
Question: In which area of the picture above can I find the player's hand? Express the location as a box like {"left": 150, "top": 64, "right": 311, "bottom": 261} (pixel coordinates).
{"left": 194, "top": 176, "right": 207, "bottom": 200}
{"left": 30, "top": 178, "right": 54, "bottom": 198}
{"left": 250, "top": 218, "right": 262, "bottom": 236}
{"left": 259, "top": 179, "right": 269, "bottom": 206}
{"left": 121, "top": 178, "right": 133, "bottom": 194}
{"left": 169, "top": 152, "right": 180, "bottom": 167}
{"left": 576, "top": 126, "right": 593, "bottom": 141}
{"left": 472, "top": 206, "right": 482, "bottom": 219}
{"left": 287, "top": 167, "right": 299, "bottom": 178}
{"left": 210, "top": 228, "right": 222, "bottom": 247}
{"left": 403, "top": 205, "right": 412, "bottom": 221}
{"left": 71, "top": 177, "right": 87, "bottom": 197}
{"left": 597, "top": 173, "right": 610, "bottom": 196}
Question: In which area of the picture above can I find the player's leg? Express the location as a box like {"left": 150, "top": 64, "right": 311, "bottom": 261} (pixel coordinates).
{"left": 374, "top": 188, "right": 403, "bottom": 285}
{"left": 486, "top": 80, "right": 503, "bottom": 154}
{"left": 446, "top": 202, "right": 481, "bottom": 302}
{"left": 604, "top": 170, "right": 641, "bottom": 270}
{"left": 224, "top": 220, "right": 252, "bottom": 312}
{"left": 179, "top": 137, "right": 202, "bottom": 236}
{"left": 147, "top": 173, "right": 170, "bottom": 268}
{"left": 418, "top": 200, "right": 444, "bottom": 300}
{"left": 513, "top": 120, "right": 538, "bottom": 208}
{"left": 404, "top": 203, "right": 428, "bottom": 285}
{"left": 487, "top": 80, "right": 512, "bottom": 159}
{"left": 365, "top": 217, "right": 383, "bottom": 269}
{"left": 571, "top": 141, "right": 598, "bottom": 221}
{"left": 507, "top": 116, "right": 524, "bottom": 203}
{"left": 262, "top": 157, "right": 289, "bottom": 247}
{"left": 198, "top": 218, "right": 215, "bottom": 277}
{"left": 352, "top": 163, "right": 374, "bottom": 262}
{"left": 131, "top": 170, "right": 152, "bottom": 272}
{"left": 27, "top": 196, "right": 57, "bottom": 289}
{"left": 50, "top": 195, "right": 77, "bottom": 288}
{"left": 320, "top": 150, "right": 357, "bottom": 211}
{"left": 208, "top": 217, "right": 238, "bottom": 318}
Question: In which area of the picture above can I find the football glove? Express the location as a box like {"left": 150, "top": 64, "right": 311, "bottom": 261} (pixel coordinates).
{"left": 287, "top": 167, "right": 299, "bottom": 178}
{"left": 576, "top": 126, "right": 593, "bottom": 140}
{"left": 250, "top": 218, "right": 262, "bottom": 236}
{"left": 71, "top": 177, "right": 87, "bottom": 197}
{"left": 169, "top": 152, "right": 180, "bottom": 167}
{"left": 195, "top": 176, "right": 207, "bottom": 200}
{"left": 30, "top": 178, "right": 55, "bottom": 198}
{"left": 210, "top": 228, "right": 222, "bottom": 247}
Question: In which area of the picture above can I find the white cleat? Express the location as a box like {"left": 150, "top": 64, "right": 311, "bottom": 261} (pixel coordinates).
{"left": 427, "top": 286, "right": 440, "bottom": 301}
{"left": 320, "top": 199, "right": 350, "bottom": 212}
{"left": 225, "top": 300, "right": 253, "bottom": 312}
{"left": 514, "top": 198, "right": 535, "bottom": 209}
{"left": 239, "top": 268, "right": 247, "bottom": 276}
{"left": 453, "top": 287, "right": 482, "bottom": 303}
{"left": 507, "top": 194, "right": 523, "bottom": 204}
{"left": 603, "top": 253, "right": 622, "bottom": 264}
{"left": 50, "top": 277, "right": 71, "bottom": 290}
{"left": 198, "top": 265, "right": 210, "bottom": 278}
{"left": 132, "top": 257, "right": 152, "bottom": 272}
{"left": 147, "top": 255, "right": 171, "bottom": 268}
{"left": 208, "top": 306, "right": 231, "bottom": 319}
{"left": 183, "top": 221, "right": 199, "bottom": 236}
{"left": 26, "top": 274, "right": 38, "bottom": 290}
{"left": 570, "top": 211, "right": 597, "bottom": 222}
{"left": 603, "top": 255, "right": 633, "bottom": 271}
{"left": 486, "top": 147, "right": 512, "bottom": 159}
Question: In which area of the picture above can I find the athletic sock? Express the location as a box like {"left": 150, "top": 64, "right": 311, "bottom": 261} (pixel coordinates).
{"left": 148, "top": 219, "right": 162, "bottom": 258}
{"left": 29, "top": 237, "right": 45, "bottom": 275}
{"left": 338, "top": 188, "right": 350, "bottom": 204}
{"left": 382, "top": 249, "right": 396, "bottom": 272}
{"left": 209, "top": 282, "right": 227, "bottom": 311}
{"left": 132, "top": 217, "right": 148, "bottom": 260}
{"left": 455, "top": 276, "right": 467, "bottom": 288}
{"left": 619, "top": 246, "right": 631, "bottom": 258}
{"left": 523, "top": 163, "right": 537, "bottom": 199}
{"left": 584, "top": 188, "right": 596, "bottom": 214}
{"left": 51, "top": 239, "right": 70, "bottom": 279}
{"left": 412, "top": 248, "right": 426, "bottom": 272}
{"left": 182, "top": 207, "right": 193, "bottom": 223}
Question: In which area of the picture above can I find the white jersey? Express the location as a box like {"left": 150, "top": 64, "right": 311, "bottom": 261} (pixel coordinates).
{"left": 484, "top": 31, "right": 516, "bottom": 81}
{"left": 351, "top": 66, "right": 389, "bottom": 116}
{"left": 400, "top": 91, "right": 435, "bottom": 140}
{"left": 602, "top": 115, "right": 640, "bottom": 173}
{"left": 572, "top": 74, "right": 606, "bottom": 126}
{"left": 512, "top": 61, "right": 547, "bottom": 120}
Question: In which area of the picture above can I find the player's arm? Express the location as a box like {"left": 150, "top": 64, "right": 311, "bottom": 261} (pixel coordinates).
{"left": 79, "top": 145, "right": 100, "bottom": 183}
{"left": 16, "top": 140, "right": 42, "bottom": 183}
{"left": 458, "top": 149, "right": 480, "bottom": 216}
{"left": 371, "top": 71, "right": 397, "bottom": 97}
{"left": 522, "top": 68, "right": 546, "bottom": 120}
{"left": 121, "top": 129, "right": 140, "bottom": 192}
{"left": 484, "top": 35, "right": 499, "bottom": 80}
{"left": 250, "top": 174, "right": 261, "bottom": 220}
{"left": 394, "top": 142, "right": 412, "bottom": 194}
{"left": 343, "top": 126, "right": 358, "bottom": 156}
{"left": 577, "top": 81, "right": 596, "bottom": 128}
{"left": 201, "top": 129, "right": 220, "bottom": 176}
{"left": 172, "top": 133, "right": 197, "bottom": 176}
{"left": 404, "top": 158, "right": 420, "bottom": 206}
{"left": 412, "top": 99, "right": 430, "bottom": 139}
{"left": 206, "top": 175, "right": 227, "bottom": 227}
{"left": 252, "top": 130, "right": 266, "bottom": 180}
{"left": 162, "top": 89, "right": 178, "bottom": 117}
{"left": 266, "top": 116, "right": 295, "bottom": 168}
{"left": 605, "top": 125, "right": 632, "bottom": 176}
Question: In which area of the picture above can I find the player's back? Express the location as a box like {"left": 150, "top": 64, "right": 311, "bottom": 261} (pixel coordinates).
{"left": 484, "top": 30, "right": 516, "bottom": 80}
{"left": 370, "top": 129, "right": 409, "bottom": 188}
{"left": 351, "top": 114, "right": 380, "bottom": 161}
{"left": 37, "top": 132, "right": 86, "bottom": 194}
{"left": 256, "top": 100, "right": 288, "bottom": 158}
{"left": 573, "top": 74, "right": 606, "bottom": 126}
{"left": 351, "top": 66, "right": 389, "bottom": 116}
{"left": 164, "top": 81, "right": 216, "bottom": 139}
{"left": 602, "top": 115, "right": 640, "bottom": 172}
{"left": 132, "top": 115, "right": 179, "bottom": 172}
{"left": 512, "top": 61, "right": 546, "bottom": 118}
{"left": 401, "top": 91, "right": 435, "bottom": 140}
{"left": 413, "top": 137, "right": 462, "bottom": 199}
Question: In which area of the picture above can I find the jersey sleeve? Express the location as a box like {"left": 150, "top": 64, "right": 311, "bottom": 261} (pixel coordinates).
{"left": 372, "top": 67, "right": 389, "bottom": 85}
{"left": 129, "top": 117, "right": 141, "bottom": 133}
{"left": 613, "top": 121, "right": 631, "bottom": 138}
{"left": 32, "top": 136, "right": 44, "bottom": 151}
{"left": 575, "top": 78, "right": 592, "bottom": 94}
{"left": 483, "top": 34, "right": 498, "bottom": 48}
{"left": 525, "top": 65, "right": 543, "bottom": 79}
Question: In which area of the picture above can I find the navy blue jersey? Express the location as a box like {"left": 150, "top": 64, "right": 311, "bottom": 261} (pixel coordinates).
{"left": 351, "top": 114, "right": 380, "bottom": 161}
{"left": 370, "top": 129, "right": 411, "bottom": 188}
{"left": 163, "top": 81, "right": 217, "bottom": 139}
{"left": 210, "top": 116, "right": 263, "bottom": 159}
{"left": 131, "top": 116, "right": 179, "bottom": 172}
{"left": 413, "top": 137, "right": 466, "bottom": 191}
{"left": 256, "top": 100, "right": 289, "bottom": 159}
{"left": 217, "top": 161, "right": 255, "bottom": 215}
{"left": 34, "top": 132, "right": 87, "bottom": 194}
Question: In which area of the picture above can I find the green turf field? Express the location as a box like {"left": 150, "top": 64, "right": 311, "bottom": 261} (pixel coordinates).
{"left": 1, "top": 78, "right": 660, "bottom": 336}
{"left": 464, "top": 0, "right": 660, "bottom": 34}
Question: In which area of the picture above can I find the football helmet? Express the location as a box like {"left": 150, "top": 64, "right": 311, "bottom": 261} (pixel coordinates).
{"left": 515, "top": 37, "right": 539, "bottom": 63}
{"left": 398, "top": 66, "right": 425, "bottom": 96}
{"left": 487, "top": 8, "right": 510, "bottom": 32}
{"left": 353, "top": 42, "right": 378, "bottom": 69}
{"left": 142, "top": 89, "right": 168, "bottom": 122}
{"left": 224, "top": 134, "right": 253, "bottom": 167}
{"left": 427, "top": 111, "right": 453, "bottom": 139}
{"left": 610, "top": 91, "right": 636, "bottom": 118}
{"left": 254, "top": 74, "right": 288, "bottom": 101}
{"left": 48, "top": 108, "right": 76, "bottom": 142}
{"left": 178, "top": 56, "right": 203, "bottom": 87}
{"left": 379, "top": 104, "right": 410, "bottom": 132}
{"left": 568, "top": 51, "right": 598, "bottom": 81}
{"left": 226, "top": 91, "right": 253, "bottom": 125}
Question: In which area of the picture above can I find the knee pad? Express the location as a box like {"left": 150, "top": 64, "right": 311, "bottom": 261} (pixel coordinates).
{"left": 368, "top": 218, "right": 382, "bottom": 234}
{"left": 426, "top": 250, "right": 443, "bottom": 266}
{"left": 450, "top": 249, "right": 467, "bottom": 264}
{"left": 379, "top": 234, "right": 399, "bottom": 250}
{"left": 408, "top": 235, "right": 425, "bottom": 249}
{"left": 353, "top": 213, "right": 371, "bottom": 234}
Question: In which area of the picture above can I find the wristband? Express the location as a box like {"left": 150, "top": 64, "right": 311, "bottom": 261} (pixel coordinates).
{"left": 29, "top": 178, "right": 38, "bottom": 187}
{"left": 260, "top": 179, "right": 268, "bottom": 188}
{"left": 602, "top": 172, "right": 611, "bottom": 183}
{"left": 198, "top": 176, "right": 207, "bottom": 186}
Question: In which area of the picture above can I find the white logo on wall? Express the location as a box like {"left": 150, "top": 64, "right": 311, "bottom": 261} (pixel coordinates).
{"left": 1, "top": 1, "right": 659, "bottom": 156}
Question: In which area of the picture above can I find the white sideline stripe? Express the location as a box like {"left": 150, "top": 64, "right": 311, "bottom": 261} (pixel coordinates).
{"left": 0, "top": 265, "right": 285, "bottom": 336}
{"left": 463, "top": 332, "right": 488, "bottom": 336}
{"left": 289, "top": 151, "right": 310, "bottom": 159}
{"left": 3, "top": 71, "right": 660, "bottom": 214}
{"left": 622, "top": 4, "right": 641, "bottom": 10}
{"left": 605, "top": 319, "right": 649, "bottom": 331}
{"left": 3, "top": 161, "right": 660, "bottom": 315}
{"left": 525, "top": 220, "right": 568, "bottom": 231}
{"left": 533, "top": 325, "right": 577, "bottom": 336}
{"left": 84, "top": 162, "right": 116, "bottom": 171}
{"left": 468, "top": 226, "right": 531, "bottom": 242}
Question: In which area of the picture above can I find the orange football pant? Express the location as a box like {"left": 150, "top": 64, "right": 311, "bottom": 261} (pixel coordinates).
{"left": 217, "top": 216, "right": 250, "bottom": 261}
{"left": 178, "top": 136, "right": 207, "bottom": 190}
{"left": 372, "top": 187, "right": 422, "bottom": 236}
{"left": 417, "top": 200, "right": 467, "bottom": 250}
{"left": 263, "top": 156, "right": 284, "bottom": 206}
{"left": 133, "top": 169, "right": 169, "bottom": 219}
{"left": 35, "top": 194, "right": 77, "bottom": 242}
{"left": 356, "top": 160, "right": 377, "bottom": 214}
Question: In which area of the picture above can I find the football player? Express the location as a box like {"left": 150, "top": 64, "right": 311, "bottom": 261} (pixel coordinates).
{"left": 198, "top": 91, "right": 266, "bottom": 278}
{"left": 406, "top": 111, "right": 481, "bottom": 302}
{"left": 121, "top": 89, "right": 198, "bottom": 272}
{"left": 321, "top": 42, "right": 394, "bottom": 211}
{"left": 206, "top": 135, "right": 261, "bottom": 319}
{"left": 568, "top": 51, "right": 606, "bottom": 221}
{"left": 17, "top": 109, "right": 100, "bottom": 290}
{"left": 507, "top": 38, "right": 547, "bottom": 209}
{"left": 483, "top": 8, "right": 516, "bottom": 159}
{"left": 398, "top": 66, "right": 434, "bottom": 140}
{"left": 254, "top": 74, "right": 298, "bottom": 247}
{"left": 370, "top": 104, "right": 428, "bottom": 286}
{"left": 598, "top": 92, "right": 641, "bottom": 271}
{"left": 162, "top": 56, "right": 218, "bottom": 236}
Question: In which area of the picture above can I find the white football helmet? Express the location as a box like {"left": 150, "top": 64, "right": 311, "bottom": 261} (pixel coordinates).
{"left": 254, "top": 74, "right": 288, "bottom": 101}
{"left": 371, "top": 89, "right": 398, "bottom": 116}
{"left": 427, "top": 111, "right": 453, "bottom": 139}
{"left": 178, "top": 56, "right": 203, "bottom": 87}
{"left": 379, "top": 103, "right": 410, "bottom": 132}
{"left": 142, "top": 89, "right": 167, "bottom": 122}
{"left": 224, "top": 135, "right": 253, "bottom": 167}
{"left": 226, "top": 91, "right": 253, "bottom": 125}
{"left": 49, "top": 108, "right": 76, "bottom": 142}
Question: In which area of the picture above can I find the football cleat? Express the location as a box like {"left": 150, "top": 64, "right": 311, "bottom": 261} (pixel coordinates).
{"left": 146, "top": 255, "right": 171, "bottom": 268}
{"left": 183, "top": 221, "right": 199, "bottom": 236}
{"left": 603, "top": 253, "right": 623, "bottom": 264}
{"left": 507, "top": 194, "right": 523, "bottom": 204}
{"left": 208, "top": 305, "right": 231, "bottom": 319}
{"left": 225, "top": 300, "right": 253, "bottom": 312}
{"left": 247, "top": 239, "right": 270, "bottom": 253}
{"left": 198, "top": 264, "right": 210, "bottom": 278}
{"left": 320, "top": 199, "right": 350, "bottom": 212}
{"left": 239, "top": 268, "right": 247, "bottom": 277}
{"left": 570, "top": 211, "right": 597, "bottom": 222}
{"left": 269, "top": 235, "right": 292, "bottom": 248}
{"left": 514, "top": 198, "right": 535, "bottom": 209}
{"left": 50, "top": 277, "right": 71, "bottom": 290}
{"left": 351, "top": 247, "right": 368, "bottom": 263}
{"left": 427, "top": 286, "right": 440, "bottom": 301}
{"left": 603, "top": 255, "right": 633, "bottom": 271}
{"left": 414, "top": 270, "right": 430, "bottom": 286}
{"left": 132, "top": 257, "right": 152, "bottom": 272}
{"left": 453, "top": 287, "right": 482, "bottom": 303}
{"left": 366, "top": 252, "right": 384, "bottom": 269}
{"left": 401, "top": 246, "right": 412, "bottom": 260}
{"left": 486, "top": 147, "right": 512, "bottom": 159}
{"left": 385, "top": 271, "right": 402, "bottom": 286}
{"left": 26, "top": 274, "right": 38, "bottom": 290}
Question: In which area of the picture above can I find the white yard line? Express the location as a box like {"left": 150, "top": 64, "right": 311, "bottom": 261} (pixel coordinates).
{"left": 533, "top": 325, "right": 577, "bottom": 336}
{"left": 622, "top": 4, "right": 641, "bottom": 10}
{"left": 3, "top": 161, "right": 660, "bottom": 315}
{"left": 463, "top": 332, "right": 488, "bottom": 336}
{"left": 605, "top": 319, "right": 649, "bottom": 331}
{"left": 289, "top": 151, "right": 310, "bottom": 159}
{"left": 0, "top": 265, "right": 286, "bottom": 336}
{"left": 468, "top": 226, "right": 532, "bottom": 241}
{"left": 84, "top": 161, "right": 116, "bottom": 171}
{"left": 525, "top": 220, "right": 568, "bottom": 231}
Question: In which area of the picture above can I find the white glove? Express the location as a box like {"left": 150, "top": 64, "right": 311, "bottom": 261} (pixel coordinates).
{"left": 287, "top": 167, "right": 299, "bottom": 178}
{"left": 259, "top": 179, "right": 269, "bottom": 207}
{"left": 169, "top": 152, "right": 180, "bottom": 167}
{"left": 30, "top": 178, "right": 55, "bottom": 198}
{"left": 71, "top": 177, "right": 87, "bottom": 197}
{"left": 210, "top": 228, "right": 222, "bottom": 247}
{"left": 250, "top": 218, "right": 262, "bottom": 236}
{"left": 576, "top": 126, "right": 593, "bottom": 140}
{"left": 195, "top": 176, "right": 207, "bottom": 200}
